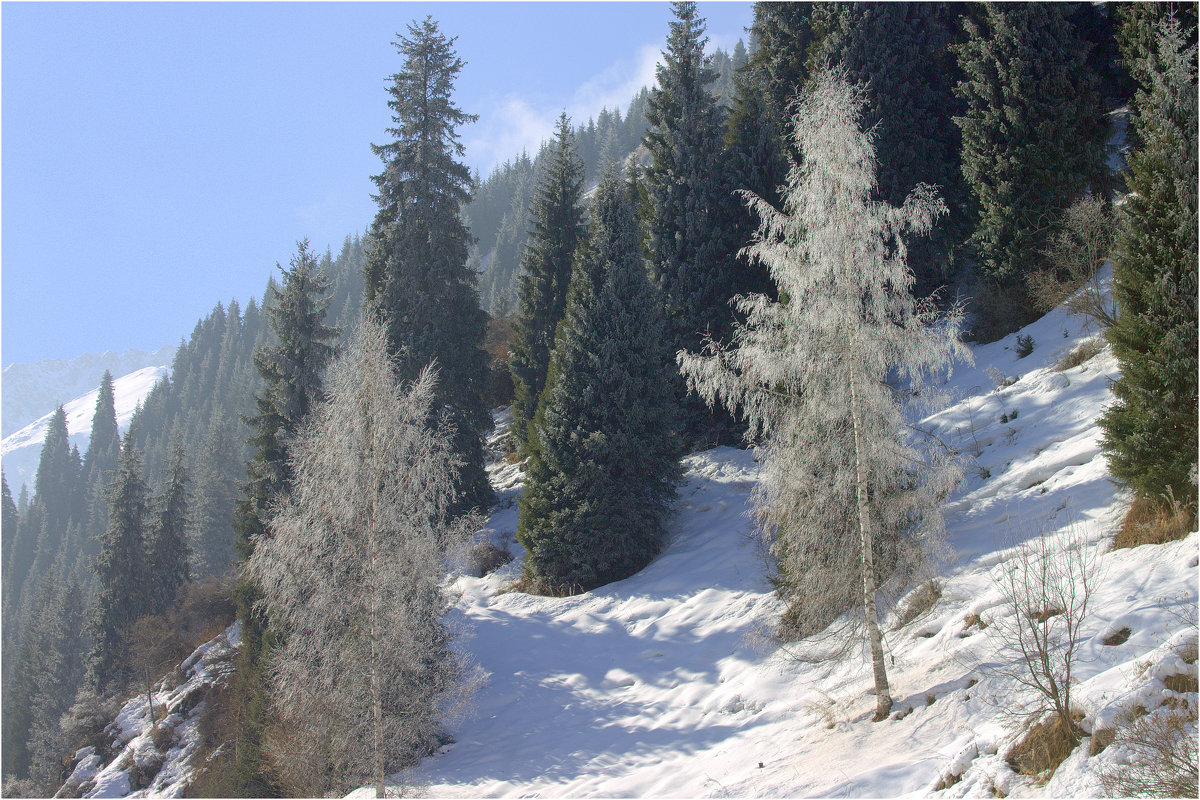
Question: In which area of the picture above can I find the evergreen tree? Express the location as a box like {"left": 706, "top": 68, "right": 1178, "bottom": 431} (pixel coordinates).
{"left": 819, "top": 3, "right": 971, "bottom": 295}
{"left": 1, "top": 472, "right": 17, "bottom": 589}
{"left": 86, "top": 433, "right": 149, "bottom": 692}
{"left": 517, "top": 169, "right": 680, "bottom": 593}
{"left": 679, "top": 71, "right": 969, "bottom": 720}
{"left": 645, "top": 2, "right": 743, "bottom": 376}
{"left": 80, "top": 371, "right": 122, "bottom": 560}
{"left": 509, "top": 112, "right": 587, "bottom": 455}
{"left": 1101, "top": 16, "right": 1198, "bottom": 510}
{"left": 188, "top": 413, "right": 241, "bottom": 579}
{"left": 145, "top": 445, "right": 191, "bottom": 617}
{"left": 954, "top": 4, "right": 1108, "bottom": 305}
{"left": 365, "top": 16, "right": 492, "bottom": 513}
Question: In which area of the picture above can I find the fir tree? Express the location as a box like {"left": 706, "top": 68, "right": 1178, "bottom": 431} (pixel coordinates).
{"left": 365, "top": 16, "right": 492, "bottom": 513}
{"left": 25, "top": 571, "right": 86, "bottom": 788}
{"left": 645, "top": 2, "right": 743, "bottom": 383}
{"left": 679, "top": 71, "right": 969, "bottom": 721}
{"left": 86, "top": 433, "right": 150, "bottom": 692}
{"left": 509, "top": 112, "right": 587, "bottom": 455}
{"left": 145, "top": 445, "right": 191, "bottom": 617}
{"left": 1101, "top": 16, "right": 1199, "bottom": 510}
{"left": 954, "top": 4, "right": 1107, "bottom": 300}
{"left": 80, "top": 371, "right": 122, "bottom": 561}
{"left": 188, "top": 413, "right": 241, "bottom": 579}
{"left": 517, "top": 169, "right": 680, "bottom": 593}
{"left": 819, "top": 3, "right": 971, "bottom": 295}
{"left": 1, "top": 472, "right": 16, "bottom": 590}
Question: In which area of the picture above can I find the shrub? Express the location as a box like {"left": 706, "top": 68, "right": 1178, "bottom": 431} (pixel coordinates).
{"left": 1097, "top": 707, "right": 1198, "bottom": 797}
{"left": 1015, "top": 334, "right": 1036, "bottom": 358}
{"left": 1027, "top": 195, "right": 1117, "bottom": 328}
{"left": 468, "top": 539, "right": 513, "bottom": 578}
{"left": 895, "top": 580, "right": 942, "bottom": 628}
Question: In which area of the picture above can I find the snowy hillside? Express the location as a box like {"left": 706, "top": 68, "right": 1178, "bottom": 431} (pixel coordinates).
{"left": 1, "top": 345, "right": 175, "bottom": 437}
{"left": 1, "top": 364, "right": 169, "bottom": 493}
{"left": 59, "top": 276, "right": 1197, "bottom": 799}
{"left": 369, "top": 269, "right": 1196, "bottom": 797}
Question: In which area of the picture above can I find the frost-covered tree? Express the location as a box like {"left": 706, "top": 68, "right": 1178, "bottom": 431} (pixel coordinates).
{"left": 517, "top": 169, "right": 680, "bottom": 594}
{"left": 509, "top": 112, "right": 586, "bottom": 455}
{"left": 679, "top": 70, "right": 970, "bottom": 721}
{"left": 1102, "top": 16, "right": 1199, "bottom": 511}
{"left": 247, "top": 319, "right": 478, "bottom": 798}
{"left": 365, "top": 16, "right": 492, "bottom": 513}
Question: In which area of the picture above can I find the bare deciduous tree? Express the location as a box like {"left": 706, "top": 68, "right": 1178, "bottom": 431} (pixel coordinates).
{"left": 1028, "top": 195, "right": 1117, "bottom": 328}
{"left": 990, "top": 523, "right": 1099, "bottom": 743}
{"left": 247, "top": 318, "right": 480, "bottom": 797}
{"left": 679, "top": 69, "right": 970, "bottom": 721}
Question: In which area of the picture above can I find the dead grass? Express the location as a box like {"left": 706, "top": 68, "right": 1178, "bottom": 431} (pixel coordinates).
{"left": 1007, "top": 711, "right": 1084, "bottom": 780}
{"left": 1054, "top": 338, "right": 1104, "bottom": 371}
{"left": 1101, "top": 626, "right": 1132, "bottom": 646}
{"left": 1089, "top": 727, "right": 1116, "bottom": 756}
{"left": 895, "top": 579, "right": 942, "bottom": 629}
{"left": 501, "top": 572, "right": 585, "bottom": 598}
{"left": 1115, "top": 493, "right": 1195, "bottom": 549}
{"left": 1163, "top": 672, "right": 1199, "bottom": 694}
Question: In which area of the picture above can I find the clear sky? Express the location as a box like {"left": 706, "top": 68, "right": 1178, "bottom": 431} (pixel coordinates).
{"left": 2, "top": 1, "right": 753, "bottom": 368}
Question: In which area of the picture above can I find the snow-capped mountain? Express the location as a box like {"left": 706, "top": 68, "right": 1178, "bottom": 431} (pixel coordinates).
{"left": 2, "top": 345, "right": 175, "bottom": 438}
{"left": 1, "top": 361, "right": 171, "bottom": 494}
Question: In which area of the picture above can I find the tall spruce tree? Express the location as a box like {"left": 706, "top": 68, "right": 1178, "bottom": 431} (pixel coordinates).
{"left": 1101, "top": 16, "right": 1199, "bottom": 511}
{"left": 954, "top": 3, "right": 1108, "bottom": 321}
{"left": 645, "top": 1, "right": 743, "bottom": 443}
{"left": 509, "top": 112, "right": 587, "bottom": 455}
{"left": 365, "top": 16, "right": 492, "bottom": 512}
{"left": 80, "top": 371, "right": 122, "bottom": 562}
{"left": 517, "top": 169, "right": 680, "bottom": 593}
{"left": 86, "top": 433, "right": 149, "bottom": 692}
{"left": 1, "top": 472, "right": 16, "bottom": 592}
{"left": 188, "top": 413, "right": 241, "bottom": 579}
{"left": 819, "top": 3, "right": 970, "bottom": 295}
{"left": 145, "top": 445, "right": 191, "bottom": 617}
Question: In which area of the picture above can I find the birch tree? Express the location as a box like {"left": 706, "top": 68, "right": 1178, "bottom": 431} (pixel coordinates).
{"left": 678, "top": 69, "right": 970, "bottom": 721}
{"left": 247, "top": 318, "right": 479, "bottom": 797}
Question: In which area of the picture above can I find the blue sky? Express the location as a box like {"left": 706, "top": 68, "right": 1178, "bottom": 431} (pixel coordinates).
{"left": 2, "top": 1, "right": 753, "bottom": 368}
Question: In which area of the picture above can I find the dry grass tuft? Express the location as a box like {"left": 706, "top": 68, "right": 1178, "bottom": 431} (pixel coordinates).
{"left": 1102, "top": 626, "right": 1132, "bottom": 646}
{"left": 1054, "top": 338, "right": 1104, "bottom": 371}
{"left": 895, "top": 579, "right": 942, "bottom": 629}
{"left": 1007, "top": 711, "right": 1083, "bottom": 780}
{"left": 1163, "top": 672, "right": 1199, "bottom": 695}
{"left": 1115, "top": 492, "right": 1195, "bottom": 549}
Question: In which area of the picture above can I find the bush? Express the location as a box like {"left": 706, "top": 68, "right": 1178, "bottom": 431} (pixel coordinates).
{"left": 1028, "top": 195, "right": 1117, "bottom": 328}
{"left": 1015, "top": 334, "right": 1036, "bottom": 358}
{"left": 1098, "top": 707, "right": 1198, "bottom": 797}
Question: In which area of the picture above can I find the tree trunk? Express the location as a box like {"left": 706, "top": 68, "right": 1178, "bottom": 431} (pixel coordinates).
{"left": 849, "top": 369, "right": 893, "bottom": 721}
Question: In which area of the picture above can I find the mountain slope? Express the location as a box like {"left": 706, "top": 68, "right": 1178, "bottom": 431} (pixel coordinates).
{"left": 1, "top": 364, "right": 169, "bottom": 493}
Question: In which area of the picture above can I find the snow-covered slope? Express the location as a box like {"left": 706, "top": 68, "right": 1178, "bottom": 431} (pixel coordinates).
{"left": 2, "top": 345, "right": 175, "bottom": 437}
{"left": 361, "top": 268, "right": 1195, "bottom": 798}
{"left": 1, "top": 364, "right": 169, "bottom": 493}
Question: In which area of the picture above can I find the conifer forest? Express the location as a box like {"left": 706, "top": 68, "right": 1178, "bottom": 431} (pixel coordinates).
{"left": 2, "top": 3, "right": 1197, "bottom": 798}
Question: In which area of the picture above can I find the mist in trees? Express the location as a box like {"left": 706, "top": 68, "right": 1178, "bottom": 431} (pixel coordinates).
{"left": 679, "top": 70, "right": 970, "bottom": 720}
{"left": 246, "top": 319, "right": 479, "bottom": 797}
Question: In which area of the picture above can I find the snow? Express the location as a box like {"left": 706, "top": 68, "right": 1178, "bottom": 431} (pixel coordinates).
{"left": 1, "top": 364, "right": 169, "bottom": 492}
{"left": 57, "top": 624, "right": 241, "bottom": 799}
{"left": 359, "top": 265, "right": 1196, "bottom": 798}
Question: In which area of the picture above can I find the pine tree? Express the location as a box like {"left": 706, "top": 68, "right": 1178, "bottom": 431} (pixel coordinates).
{"left": 188, "top": 413, "right": 240, "bottom": 579}
{"left": 25, "top": 571, "right": 86, "bottom": 788}
{"left": 246, "top": 319, "right": 478, "bottom": 797}
{"left": 365, "top": 16, "right": 492, "bottom": 513}
{"left": 645, "top": 1, "right": 745, "bottom": 444}
{"left": 517, "top": 169, "right": 680, "bottom": 593}
{"left": 86, "top": 433, "right": 150, "bottom": 692}
{"left": 509, "top": 112, "right": 587, "bottom": 455}
{"left": 1, "top": 472, "right": 17, "bottom": 590}
{"left": 145, "top": 445, "right": 191, "bottom": 617}
{"left": 80, "top": 371, "right": 122, "bottom": 561}
{"left": 954, "top": 4, "right": 1108, "bottom": 306}
{"left": 679, "top": 71, "right": 970, "bottom": 721}
{"left": 1101, "top": 16, "right": 1199, "bottom": 510}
